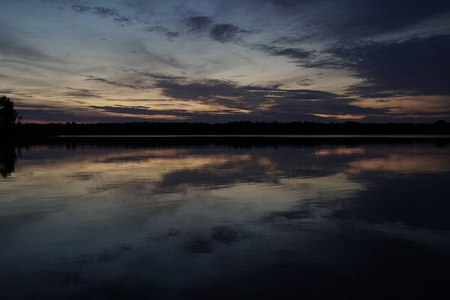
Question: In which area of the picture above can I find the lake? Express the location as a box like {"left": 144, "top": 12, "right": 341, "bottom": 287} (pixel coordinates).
{"left": 1, "top": 138, "right": 449, "bottom": 299}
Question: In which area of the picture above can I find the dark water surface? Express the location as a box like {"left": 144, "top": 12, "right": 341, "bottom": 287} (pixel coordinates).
{"left": 1, "top": 141, "right": 449, "bottom": 299}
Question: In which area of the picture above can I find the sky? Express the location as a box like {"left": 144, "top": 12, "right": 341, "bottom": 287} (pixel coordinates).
{"left": 0, "top": 0, "right": 449, "bottom": 123}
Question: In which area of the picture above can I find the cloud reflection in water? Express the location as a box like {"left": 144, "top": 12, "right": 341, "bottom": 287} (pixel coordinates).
{"left": 0, "top": 143, "right": 449, "bottom": 299}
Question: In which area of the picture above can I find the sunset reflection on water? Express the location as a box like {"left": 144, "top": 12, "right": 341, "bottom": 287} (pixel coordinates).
{"left": 1, "top": 142, "right": 449, "bottom": 299}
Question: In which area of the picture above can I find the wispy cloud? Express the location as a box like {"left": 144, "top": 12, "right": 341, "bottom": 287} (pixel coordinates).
{"left": 89, "top": 105, "right": 192, "bottom": 117}
{"left": 142, "top": 26, "right": 180, "bottom": 40}
{"left": 0, "top": 30, "right": 47, "bottom": 60}
{"left": 256, "top": 45, "right": 314, "bottom": 61}
{"left": 71, "top": 5, "right": 134, "bottom": 25}
{"left": 209, "top": 24, "right": 241, "bottom": 43}
{"left": 85, "top": 77, "right": 152, "bottom": 90}
{"left": 183, "top": 16, "right": 213, "bottom": 32}
{"left": 63, "top": 88, "right": 101, "bottom": 98}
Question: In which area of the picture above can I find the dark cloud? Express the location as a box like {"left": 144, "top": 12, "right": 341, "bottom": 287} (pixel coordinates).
{"left": 145, "top": 74, "right": 387, "bottom": 120}
{"left": 89, "top": 105, "right": 193, "bottom": 117}
{"left": 71, "top": 4, "right": 175, "bottom": 34}
{"left": 71, "top": 5, "right": 133, "bottom": 25}
{"left": 209, "top": 24, "right": 240, "bottom": 43}
{"left": 264, "top": 97, "right": 388, "bottom": 121}
{"left": 260, "top": 0, "right": 450, "bottom": 39}
{"left": 145, "top": 73, "right": 185, "bottom": 81}
{"left": 143, "top": 26, "right": 165, "bottom": 32}
{"left": 153, "top": 75, "right": 335, "bottom": 103}
{"left": 71, "top": 5, "right": 91, "bottom": 13}
{"left": 92, "top": 7, "right": 117, "bottom": 18}
{"left": 16, "top": 103, "right": 56, "bottom": 110}
{"left": 19, "top": 108, "right": 77, "bottom": 122}
{"left": 296, "top": 78, "right": 314, "bottom": 87}
{"left": 257, "top": 45, "right": 314, "bottom": 61}
{"left": 261, "top": 0, "right": 312, "bottom": 7}
{"left": 183, "top": 16, "right": 213, "bottom": 32}
{"left": 327, "top": 35, "right": 450, "bottom": 97}
{"left": 165, "top": 31, "right": 179, "bottom": 39}
{"left": 112, "top": 15, "right": 134, "bottom": 25}
{"left": 18, "top": 106, "right": 158, "bottom": 123}
{"left": 63, "top": 88, "right": 101, "bottom": 98}
{"left": 338, "top": 0, "right": 450, "bottom": 37}
{"left": 142, "top": 26, "right": 179, "bottom": 40}
{"left": 87, "top": 104, "right": 255, "bottom": 122}
{"left": 0, "top": 89, "right": 14, "bottom": 95}
{"left": 155, "top": 78, "right": 244, "bottom": 101}
{"left": 85, "top": 77, "right": 150, "bottom": 90}
{"left": 272, "top": 48, "right": 312, "bottom": 59}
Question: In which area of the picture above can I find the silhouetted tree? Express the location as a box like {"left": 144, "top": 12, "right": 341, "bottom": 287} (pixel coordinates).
{"left": 0, "top": 96, "right": 19, "bottom": 125}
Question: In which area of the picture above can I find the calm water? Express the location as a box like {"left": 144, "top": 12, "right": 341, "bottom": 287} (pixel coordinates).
{"left": 1, "top": 141, "right": 450, "bottom": 299}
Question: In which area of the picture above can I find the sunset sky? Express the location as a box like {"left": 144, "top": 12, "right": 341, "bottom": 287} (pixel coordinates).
{"left": 1, "top": 0, "right": 449, "bottom": 123}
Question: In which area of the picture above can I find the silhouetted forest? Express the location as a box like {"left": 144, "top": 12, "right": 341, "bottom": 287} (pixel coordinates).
{"left": 1, "top": 120, "right": 449, "bottom": 139}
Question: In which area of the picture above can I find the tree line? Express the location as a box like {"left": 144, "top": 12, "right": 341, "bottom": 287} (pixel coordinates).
{"left": 1, "top": 96, "right": 449, "bottom": 136}
{"left": 4, "top": 120, "right": 449, "bottom": 136}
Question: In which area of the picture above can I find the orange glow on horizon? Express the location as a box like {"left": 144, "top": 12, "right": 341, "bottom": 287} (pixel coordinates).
{"left": 315, "top": 148, "right": 365, "bottom": 156}
{"left": 312, "top": 113, "right": 365, "bottom": 120}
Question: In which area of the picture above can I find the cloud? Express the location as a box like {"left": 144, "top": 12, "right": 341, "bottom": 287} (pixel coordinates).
{"left": 181, "top": 17, "right": 249, "bottom": 43}
{"left": 147, "top": 74, "right": 388, "bottom": 120}
{"left": 71, "top": 5, "right": 133, "bottom": 25}
{"left": 209, "top": 24, "right": 240, "bottom": 42}
{"left": 155, "top": 78, "right": 244, "bottom": 101}
{"left": 142, "top": 26, "right": 179, "bottom": 40}
{"left": 71, "top": 3, "right": 175, "bottom": 36}
{"left": 327, "top": 34, "right": 450, "bottom": 97}
{"left": 337, "top": 0, "right": 450, "bottom": 37}
{"left": 0, "top": 30, "right": 47, "bottom": 60}
{"left": 152, "top": 75, "right": 334, "bottom": 102}
{"left": 17, "top": 104, "right": 158, "bottom": 123}
{"left": 271, "top": 48, "right": 312, "bottom": 59}
{"left": 87, "top": 104, "right": 255, "bottom": 122}
{"left": 264, "top": 97, "right": 388, "bottom": 120}
{"left": 17, "top": 74, "right": 388, "bottom": 123}
{"left": 71, "top": 5, "right": 91, "bottom": 13}
{"left": 256, "top": 45, "right": 314, "bottom": 61}
{"left": 15, "top": 0, "right": 449, "bottom": 123}
{"left": 112, "top": 15, "right": 134, "bottom": 25}
{"left": 259, "top": 0, "right": 450, "bottom": 40}
{"left": 92, "top": 7, "right": 117, "bottom": 18}
{"left": 183, "top": 16, "right": 213, "bottom": 32}
{"left": 0, "top": 89, "right": 14, "bottom": 95}
{"left": 18, "top": 107, "right": 78, "bottom": 122}
{"left": 85, "top": 77, "right": 150, "bottom": 90}
{"left": 63, "top": 88, "right": 101, "bottom": 98}
{"left": 88, "top": 105, "right": 192, "bottom": 117}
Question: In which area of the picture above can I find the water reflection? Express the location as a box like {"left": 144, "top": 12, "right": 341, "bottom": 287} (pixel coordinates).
{"left": 350, "top": 152, "right": 450, "bottom": 173}
{"left": 0, "top": 145, "right": 18, "bottom": 178}
{"left": 0, "top": 143, "right": 449, "bottom": 299}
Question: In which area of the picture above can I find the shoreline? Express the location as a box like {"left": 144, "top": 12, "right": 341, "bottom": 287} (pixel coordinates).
{"left": 2, "top": 134, "right": 450, "bottom": 146}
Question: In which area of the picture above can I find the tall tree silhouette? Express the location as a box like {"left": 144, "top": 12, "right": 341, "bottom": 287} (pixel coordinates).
{"left": 0, "top": 96, "right": 19, "bottom": 125}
